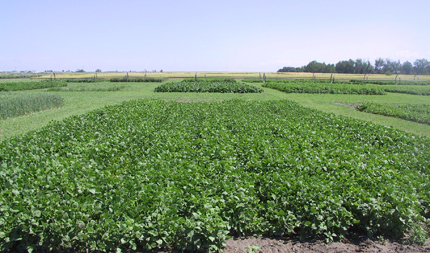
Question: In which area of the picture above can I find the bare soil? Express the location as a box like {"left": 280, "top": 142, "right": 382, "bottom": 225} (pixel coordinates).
{"left": 223, "top": 236, "right": 430, "bottom": 253}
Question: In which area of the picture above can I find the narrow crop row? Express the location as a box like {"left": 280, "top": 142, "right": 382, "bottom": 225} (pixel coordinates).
{"left": 154, "top": 78, "right": 263, "bottom": 93}
{"left": 0, "top": 93, "right": 64, "bottom": 119}
{"left": 47, "top": 85, "right": 126, "bottom": 92}
{"left": 110, "top": 77, "right": 167, "bottom": 82}
{"left": 0, "top": 81, "right": 67, "bottom": 92}
{"left": 356, "top": 103, "right": 430, "bottom": 125}
{"left": 263, "top": 81, "right": 385, "bottom": 95}
{"left": 382, "top": 85, "right": 430, "bottom": 95}
{"left": 1, "top": 99, "right": 429, "bottom": 252}
{"left": 350, "top": 80, "right": 430, "bottom": 86}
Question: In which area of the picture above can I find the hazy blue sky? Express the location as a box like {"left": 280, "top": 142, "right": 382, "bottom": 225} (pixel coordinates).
{"left": 1, "top": 0, "right": 429, "bottom": 72}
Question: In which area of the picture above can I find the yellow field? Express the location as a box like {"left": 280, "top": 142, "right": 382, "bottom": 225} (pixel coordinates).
{"left": 34, "top": 71, "right": 430, "bottom": 81}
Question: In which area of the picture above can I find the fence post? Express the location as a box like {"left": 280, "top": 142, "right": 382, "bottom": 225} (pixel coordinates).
{"left": 313, "top": 73, "right": 316, "bottom": 82}
{"left": 204, "top": 73, "right": 206, "bottom": 78}
{"left": 195, "top": 72, "right": 197, "bottom": 81}
{"left": 263, "top": 73, "right": 266, "bottom": 83}
{"left": 126, "top": 72, "right": 129, "bottom": 82}
{"left": 51, "top": 73, "right": 53, "bottom": 81}
{"left": 53, "top": 73, "right": 56, "bottom": 81}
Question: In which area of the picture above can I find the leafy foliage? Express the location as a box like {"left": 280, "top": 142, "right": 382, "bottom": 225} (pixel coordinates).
{"left": 1, "top": 100, "right": 429, "bottom": 252}
{"left": 47, "top": 86, "right": 126, "bottom": 92}
{"left": 382, "top": 85, "right": 430, "bottom": 96}
{"left": 350, "top": 80, "right": 430, "bottom": 86}
{"left": 356, "top": 103, "right": 430, "bottom": 125}
{"left": 60, "top": 79, "right": 101, "bottom": 83}
{"left": 110, "top": 78, "right": 167, "bottom": 82}
{"left": 242, "top": 79, "right": 264, "bottom": 83}
{"left": 155, "top": 79, "right": 263, "bottom": 93}
{"left": 0, "top": 81, "right": 67, "bottom": 92}
{"left": 0, "top": 93, "right": 64, "bottom": 119}
{"left": 263, "top": 80, "right": 385, "bottom": 95}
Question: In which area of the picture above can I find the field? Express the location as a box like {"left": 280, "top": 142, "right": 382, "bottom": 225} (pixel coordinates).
{"left": 261, "top": 80, "right": 385, "bottom": 95}
{"left": 154, "top": 79, "right": 263, "bottom": 93}
{"left": 1, "top": 73, "right": 430, "bottom": 252}
{"left": 24, "top": 71, "right": 430, "bottom": 82}
{"left": 356, "top": 103, "right": 430, "bottom": 125}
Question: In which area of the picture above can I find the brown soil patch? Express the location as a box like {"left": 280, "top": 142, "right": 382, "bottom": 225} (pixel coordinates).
{"left": 223, "top": 236, "right": 430, "bottom": 253}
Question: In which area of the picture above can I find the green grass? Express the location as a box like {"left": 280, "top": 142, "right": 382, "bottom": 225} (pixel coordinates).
{"left": 1, "top": 80, "right": 430, "bottom": 141}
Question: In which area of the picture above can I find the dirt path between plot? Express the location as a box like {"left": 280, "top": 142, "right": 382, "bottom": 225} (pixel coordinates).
{"left": 223, "top": 236, "right": 430, "bottom": 253}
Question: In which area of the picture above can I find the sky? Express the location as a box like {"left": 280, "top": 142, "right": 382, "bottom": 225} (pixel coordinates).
{"left": 1, "top": 0, "right": 429, "bottom": 72}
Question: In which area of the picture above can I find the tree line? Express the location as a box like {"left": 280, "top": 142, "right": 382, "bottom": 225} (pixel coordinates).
{"left": 278, "top": 58, "right": 430, "bottom": 75}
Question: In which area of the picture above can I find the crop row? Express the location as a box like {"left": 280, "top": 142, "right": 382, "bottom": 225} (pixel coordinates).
{"left": 47, "top": 85, "right": 126, "bottom": 92}
{"left": 382, "top": 85, "right": 430, "bottom": 96}
{"left": 60, "top": 79, "right": 102, "bottom": 83}
{"left": 154, "top": 79, "right": 263, "bottom": 93}
{"left": 350, "top": 80, "right": 430, "bottom": 86}
{"left": 356, "top": 103, "right": 430, "bottom": 125}
{"left": 262, "top": 81, "right": 385, "bottom": 95}
{"left": 110, "top": 78, "right": 167, "bottom": 82}
{"left": 0, "top": 93, "right": 64, "bottom": 119}
{"left": 1, "top": 99, "right": 429, "bottom": 252}
{"left": 0, "top": 81, "right": 67, "bottom": 92}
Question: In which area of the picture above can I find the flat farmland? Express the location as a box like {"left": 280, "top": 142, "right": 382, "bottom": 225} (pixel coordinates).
{"left": 33, "top": 71, "right": 430, "bottom": 81}
{"left": 1, "top": 76, "right": 430, "bottom": 252}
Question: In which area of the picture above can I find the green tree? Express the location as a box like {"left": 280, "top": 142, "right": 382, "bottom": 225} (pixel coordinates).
{"left": 374, "top": 58, "right": 385, "bottom": 74}
{"left": 413, "top": 59, "right": 429, "bottom": 75}
{"left": 402, "top": 61, "right": 413, "bottom": 74}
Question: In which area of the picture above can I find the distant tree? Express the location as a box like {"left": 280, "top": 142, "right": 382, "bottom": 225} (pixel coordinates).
{"left": 335, "top": 59, "right": 355, "bottom": 73}
{"left": 277, "top": 66, "right": 304, "bottom": 72}
{"left": 303, "top": 61, "right": 334, "bottom": 73}
{"left": 160, "top": 70, "right": 163, "bottom": 72}
{"left": 95, "top": 69, "right": 102, "bottom": 72}
{"left": 374, "top": 58, "right": 385, "bottom": 74}
{"left": 402, "top": 61, "right": 413, "bottom": 74}
{"left": 413, "top": 59, "right": 429, "bottom": 75}
{"left": 76, "top": 69, "right": 85, "bottom": 73}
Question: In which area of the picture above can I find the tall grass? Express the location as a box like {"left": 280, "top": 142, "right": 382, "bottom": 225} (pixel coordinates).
{"left": 0, "top": 94, "right": 64, "bottom": 119}
{"left": 0, "top": 81, "right": 67, "bottom": 91}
